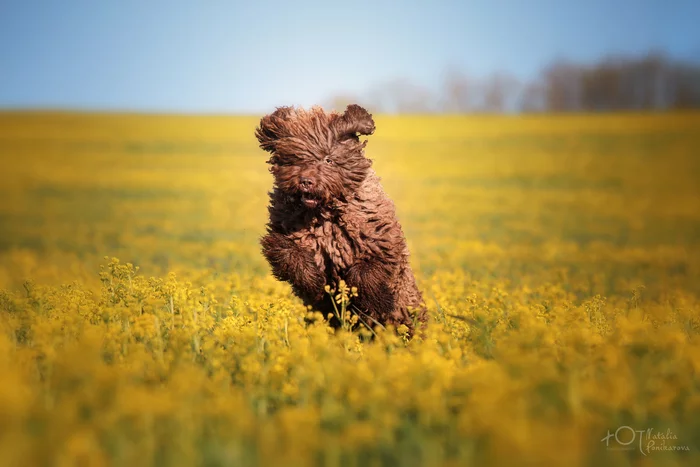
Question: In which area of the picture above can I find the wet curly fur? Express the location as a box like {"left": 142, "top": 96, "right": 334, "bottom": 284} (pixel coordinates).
{"left": 256, "top": 104, "right": 428, "bottom": 337}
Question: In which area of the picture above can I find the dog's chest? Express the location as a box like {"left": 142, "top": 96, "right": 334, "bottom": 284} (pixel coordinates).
{"left": 297, "top": 218, "right": 357, "bottom": 279}
{"left": 317, "top": 220, "right": 354, "bottom": 267}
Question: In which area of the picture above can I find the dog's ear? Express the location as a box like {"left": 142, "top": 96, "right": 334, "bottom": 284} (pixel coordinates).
{"left": 333, "top": 104, "right": 375, "bottom": 138}
{"left": 255, "top": 106, "right": 294, "bottom": 153}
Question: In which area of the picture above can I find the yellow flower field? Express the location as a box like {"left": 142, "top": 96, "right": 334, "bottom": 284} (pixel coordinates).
{"left": 0, "top": 111, "right": 699, "bottom": 466}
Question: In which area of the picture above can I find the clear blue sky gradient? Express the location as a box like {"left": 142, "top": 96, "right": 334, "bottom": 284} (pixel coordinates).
{"left": 1, "top": 0, "right": 698, "bottom": 113}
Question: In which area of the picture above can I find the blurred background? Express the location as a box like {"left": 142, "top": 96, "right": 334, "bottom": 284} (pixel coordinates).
{"left": 1, "top": 0, "right": 699, "bottom": 114}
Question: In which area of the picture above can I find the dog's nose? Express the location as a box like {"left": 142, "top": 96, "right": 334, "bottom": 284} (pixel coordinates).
{"left": 300, "top": 177, "right": 314, "bottom": 189}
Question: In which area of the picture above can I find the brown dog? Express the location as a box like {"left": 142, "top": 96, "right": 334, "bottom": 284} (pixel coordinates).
{"left": 256, "top": 104, "right": 427, "bottom": 336}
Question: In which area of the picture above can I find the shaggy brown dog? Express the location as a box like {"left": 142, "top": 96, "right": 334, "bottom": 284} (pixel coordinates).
{"left": 256, "top": 104, "right": 427, "bottom": 336}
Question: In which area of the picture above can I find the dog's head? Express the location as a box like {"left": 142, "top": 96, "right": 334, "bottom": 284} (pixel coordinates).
{"left": 255, "top": 104, "right": 375, "bottom": 210}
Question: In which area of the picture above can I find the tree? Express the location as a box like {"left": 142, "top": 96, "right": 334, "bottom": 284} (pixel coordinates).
{"left": 543, "top": 60, "right": 583, "bottom": 111}
{"left": 482, "top": 72, "right": 520, "bottom": 113}
{"left": 519, "top": 81, "right": 546, "bottom": 113}
{"left": 441, "top": 68, "right": 473, "bottom": 112}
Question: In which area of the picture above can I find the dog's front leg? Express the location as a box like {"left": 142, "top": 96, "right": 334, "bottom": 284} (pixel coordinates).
{"left": 345, "top": 259, "right": 396, "bottom": 319}
{"left": 260, "top": 232, "right": 326, "bottom": 303}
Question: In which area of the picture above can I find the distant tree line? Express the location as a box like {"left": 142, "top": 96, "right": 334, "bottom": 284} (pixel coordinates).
{"left": 327, "top": 53, "right": 700, "bottom": 114}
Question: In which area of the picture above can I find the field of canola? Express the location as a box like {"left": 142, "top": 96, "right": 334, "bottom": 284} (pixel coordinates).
{"left": 0, "top": 112, "right": 700, "bottom": 466}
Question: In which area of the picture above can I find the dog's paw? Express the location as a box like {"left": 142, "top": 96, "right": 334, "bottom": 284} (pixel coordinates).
{"left": 346, "top": 260, "right": 394, "bottom": 312}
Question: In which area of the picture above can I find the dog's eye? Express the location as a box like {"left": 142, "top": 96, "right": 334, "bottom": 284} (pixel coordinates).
{"left": 324, "top": 157, "right": 333, "bottom": 165}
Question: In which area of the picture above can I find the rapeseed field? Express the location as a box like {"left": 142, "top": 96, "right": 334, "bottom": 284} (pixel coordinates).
{"left": 0, "top": 112, "right": 699, "bottom": 466}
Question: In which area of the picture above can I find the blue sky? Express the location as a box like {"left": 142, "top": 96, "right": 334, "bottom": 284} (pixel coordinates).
{"left": 1, "top": 0, "right": 698, "bottom": 113}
